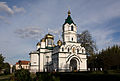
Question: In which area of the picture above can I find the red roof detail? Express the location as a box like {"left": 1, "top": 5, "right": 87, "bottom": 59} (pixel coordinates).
{"left": 16, "top": 60, "right": 30, "bottom": 65}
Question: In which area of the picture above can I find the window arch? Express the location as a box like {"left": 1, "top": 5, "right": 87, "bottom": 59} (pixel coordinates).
{"left": 77, "top": 49, "right": 79, "bottom": 53}
{"left": 82, "top": 49, "right": 84, "bottom": 53}
{"left": 62, "top": 47, "right": 64, "bottom": 51}
{"left": 71, "top": 26, "right": 74, "bottom": 31}
{"left": 72, "top": 38, "right": 73, "bottom": 41}
{"left": 68, "top": 48, "right": 70, "bottom": 52}
{"left": 72, "top": 47, "right": 75, "bottom": 53}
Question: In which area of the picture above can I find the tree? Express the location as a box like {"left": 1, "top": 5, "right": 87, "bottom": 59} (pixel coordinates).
{"left": 97, "top": 45, "right": 120, "bottom": 70}
{"left": 0, "top": 54, "right": 10, "bottom": 74}
{"left": 77, "top": 30, "right": 97, "bottom": 55}
{"left": 0, "top": 54, "right": 5, "bottom": 71}
{"left": 3, "top": 62, "right": 10, "bottom": 74}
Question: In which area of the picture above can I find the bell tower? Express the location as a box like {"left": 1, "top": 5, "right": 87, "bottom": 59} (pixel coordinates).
{"left": 62, "top": 10, "right": 77, "bottom": 43}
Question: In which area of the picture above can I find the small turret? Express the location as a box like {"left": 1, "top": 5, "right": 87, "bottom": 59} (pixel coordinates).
{"left": 57, "top": 40, "right": 62, "bottom": 46}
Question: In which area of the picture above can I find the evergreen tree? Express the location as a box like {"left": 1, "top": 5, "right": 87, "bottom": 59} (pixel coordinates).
{"left": 97, "top": 45, "right": 120, "bottom": 70}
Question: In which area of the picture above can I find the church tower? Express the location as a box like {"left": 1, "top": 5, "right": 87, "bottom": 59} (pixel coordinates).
{"left": 62, "top": 10, "right": 77, "bottom": 43}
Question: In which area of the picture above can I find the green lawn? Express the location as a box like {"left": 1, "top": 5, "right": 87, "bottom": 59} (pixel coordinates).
{"left": 0, "top": 71, "right": 120, "bottom": 81}
{"left": 53, "top": 71, "right": 120, "bottom": 81}
{"left": 0, "top": 74, "right": 12, "bottom": 81}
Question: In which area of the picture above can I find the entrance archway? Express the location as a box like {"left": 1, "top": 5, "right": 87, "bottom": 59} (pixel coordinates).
{"left": 70, "top": 58, "right": 77, "bottom": 71}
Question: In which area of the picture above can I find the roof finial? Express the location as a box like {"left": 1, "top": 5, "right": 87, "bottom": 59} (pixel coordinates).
{"left": 68, "top": 10, "right": 71, "bottom": 16}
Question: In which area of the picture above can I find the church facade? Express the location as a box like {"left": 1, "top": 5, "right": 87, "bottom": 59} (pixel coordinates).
{"left": 29, "top": 10, "right": 87, "bottom": 73}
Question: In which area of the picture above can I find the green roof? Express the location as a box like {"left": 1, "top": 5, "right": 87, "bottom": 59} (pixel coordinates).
{"left": 64, "top": 15, "right": 74, "bottom": 25}
{"left": 63, "top": 10, "right": 76, "bottom": 25}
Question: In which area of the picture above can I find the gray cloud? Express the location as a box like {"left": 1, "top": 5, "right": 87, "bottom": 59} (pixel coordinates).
{"left": 15, "top": 27, "right": 44, "bottom": 40}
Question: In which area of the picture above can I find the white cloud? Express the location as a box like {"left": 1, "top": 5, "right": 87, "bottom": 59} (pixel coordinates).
{"left": 0, "top": 16, "right": 10, "bottom": 24}
{"left": 0, "top": 2, "right": 26, "bottom": 15}
{"left": 91, "top": 27, "right": 116, "bottom": 51}
{"left": 74, "top": 0, "right": 120, "bottom": 51}
{"left": 0, "top": 2, "right": 14, "bottom": 15}
{"left": 0, "top": 2, "right": 26, "bottom": 24}
{"left": 13, "top": 6, "right": 26, "bottom": 13}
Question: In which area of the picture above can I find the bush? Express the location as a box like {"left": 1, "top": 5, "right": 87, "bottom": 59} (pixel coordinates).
{"left": 11, "top": 68, "right": 32, "bottom": 81}
{"left": 35, "top": 72, "right": 60, "bottom": 81}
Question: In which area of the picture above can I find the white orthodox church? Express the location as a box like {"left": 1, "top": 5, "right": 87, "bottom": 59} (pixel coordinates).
{"left": 29, "top": 10, "right": 87, "bottom": 73}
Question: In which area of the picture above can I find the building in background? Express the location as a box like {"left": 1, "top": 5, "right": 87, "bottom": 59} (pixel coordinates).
{"left": 15, "top": 60, "right": 30, "bottom": 70}
{"left": 29, "top": 10, "right": 87, "bottom": 73}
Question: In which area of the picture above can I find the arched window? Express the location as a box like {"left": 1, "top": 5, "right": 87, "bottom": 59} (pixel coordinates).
{"left": 72, "top": 47, "right": 75, "bottom": 53}
{"left": 82, "top": 49, "right": 84, "bottom": 53}
{"left": 72, "top": 38, "right": 73, "bottom": 41}
{"left": 71, "top": 26, "right": 74, "bottom": 31}
{"left": 77, "top": 49, "right": 79, "bottom": 53}
{"left": 62, "top": 47, "right": 64, "bottom": 51}
{"left": 68, "top": 48, "right": 70, "bottom": 52}
{"left": 48, "top": 39, "right": 52, "bottom": 45}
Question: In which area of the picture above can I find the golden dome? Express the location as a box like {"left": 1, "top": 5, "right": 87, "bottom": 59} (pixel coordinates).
{"left": 41, "top": 38, "right": 45, "bottom": 42}
{"left": 68, "top": 10, "right": 71, "bottom": 16}
{"left": 45, "top": 33, "right": 54, "bottom": 39}
{"left": 57, "top": 40, "right": 62, "bottom": 46}
{"left": 36, "top": 42, "right": 40, "bottom": 46}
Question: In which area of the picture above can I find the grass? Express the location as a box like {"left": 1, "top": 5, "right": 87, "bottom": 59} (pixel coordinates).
{"left": 53, "top": 71, "right": 120, "bottom": 81}
{"left": 0, "top": 71, "right": 120, "bottom": 81}
{"left": 0, "top": 74, "right": 12, "bottom": 81}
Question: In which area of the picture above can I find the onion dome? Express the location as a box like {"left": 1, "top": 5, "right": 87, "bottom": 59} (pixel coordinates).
{"left": 57, "top": 40, "right": 62, "bottom": 46}
{"left": 40, "top": 38, "right": 45, "bottom": 42}
{"left": 45, "top": 33, "right": 54, "bottom": 39}
{"left": 36, "top": 42, "right": 40, "bottom": 46}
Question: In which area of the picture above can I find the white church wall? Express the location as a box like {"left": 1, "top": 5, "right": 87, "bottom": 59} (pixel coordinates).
{"left": 30, "top": 54, "right": 39, "bottom": 66}
{"left": 41, "top": 42, "right": 45, "bottom": 48}
{"left": 40, "top": 53, "right": 44, "bottom": 72}
{"left": 30, "top": 66, "right": 39, "bottom": 73}
{"left": 80, "top": 58, "right": 87, "bottom": 71}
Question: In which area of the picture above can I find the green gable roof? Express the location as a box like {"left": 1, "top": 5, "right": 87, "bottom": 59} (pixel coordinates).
{"left": 64, "top": 15, "right": 74, "bottom": 25}
{"left": 63, "top": 10, "right": 76, "bottom": 25}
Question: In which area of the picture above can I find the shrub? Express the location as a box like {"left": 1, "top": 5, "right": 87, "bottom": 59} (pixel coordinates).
{"left": 35, "top": 72, "right": 60, "bottom": 81}
{"left": 12, "top": 68, "right": 31, "bottom": 81}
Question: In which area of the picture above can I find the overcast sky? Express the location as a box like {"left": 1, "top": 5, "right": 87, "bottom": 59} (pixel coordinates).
{"left": 0, "top": 0, "right": 120, "bottom": 64}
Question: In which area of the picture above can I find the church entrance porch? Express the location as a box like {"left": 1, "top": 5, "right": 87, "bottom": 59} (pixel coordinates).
{"left": 70, "top": 58, "right": 77, "bottom": 71}
{"left": 66, "top": 55, "right": 81, "bottom": 72}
